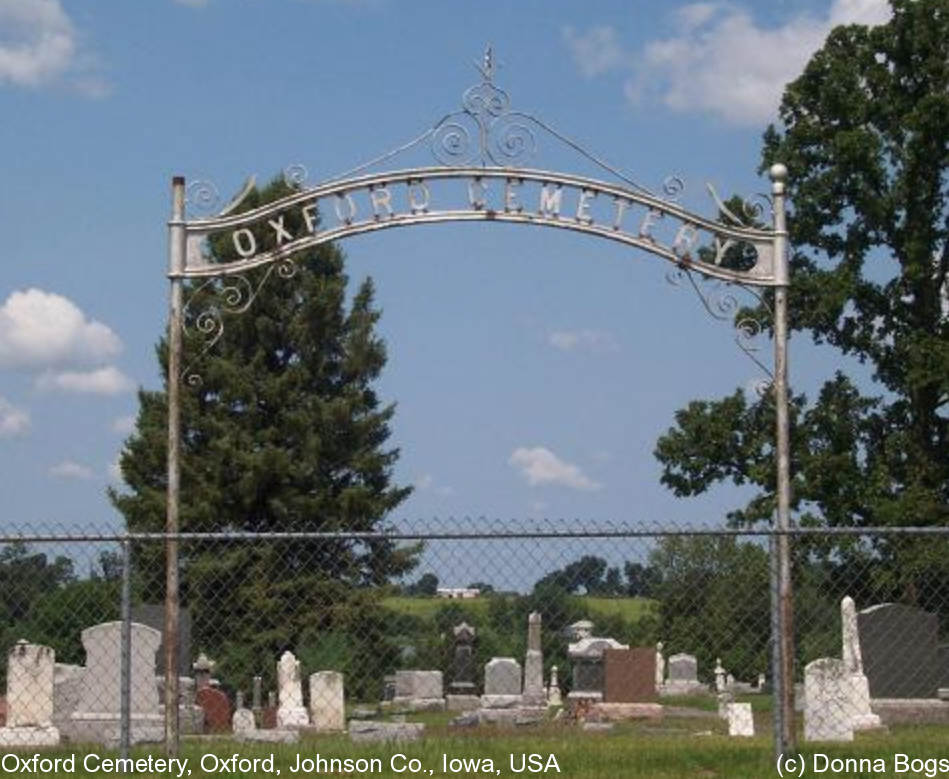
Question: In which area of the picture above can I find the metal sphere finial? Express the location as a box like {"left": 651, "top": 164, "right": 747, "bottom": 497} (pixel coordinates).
{"left": 769, "top": 163, "right": 788, "bottom": 182}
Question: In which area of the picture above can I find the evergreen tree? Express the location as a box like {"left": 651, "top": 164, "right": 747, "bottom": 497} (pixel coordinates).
{"left": 109, "top": 177, "right": 417, "bottom": 692}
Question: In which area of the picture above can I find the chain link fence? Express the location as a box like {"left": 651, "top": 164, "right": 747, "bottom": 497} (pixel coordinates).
{"left": 0, "top": 521, "right": 946, "bottom": 761}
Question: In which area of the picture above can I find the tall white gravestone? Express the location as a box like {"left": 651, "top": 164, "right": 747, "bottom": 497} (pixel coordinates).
{"left": 0, "top": 640, "right": 59, "bottom": 745}
{"left": 655, "top": 642, "right": 665, "bottom": 690}
{"left": 276, "top": 651, "right": 309, "bottom": 728}
{"left": 841, "top": 596, "right": 881, "bottom": 730}
{"left": 522, "top": 612, "right": 546, "bottom": 707}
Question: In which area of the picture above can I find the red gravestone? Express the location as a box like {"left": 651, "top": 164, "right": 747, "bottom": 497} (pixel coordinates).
{"left": 603, "top": 648, "right": 657, "bottom": 702}
{"left": 196, "top": 687, "right": 232, "bottom": 733}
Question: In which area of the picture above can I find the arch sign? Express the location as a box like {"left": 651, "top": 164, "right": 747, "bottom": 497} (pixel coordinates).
{"left": 161, "top": 47, "right": 796, "bottom": 754}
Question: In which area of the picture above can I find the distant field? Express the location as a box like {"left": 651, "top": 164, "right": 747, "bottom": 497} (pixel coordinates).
{"left": 381, "top": 594, "right": 657, "bottom": 623}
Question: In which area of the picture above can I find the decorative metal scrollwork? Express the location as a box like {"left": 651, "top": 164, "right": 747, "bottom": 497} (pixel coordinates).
{"left": 666, "top": 265, "right": 774, "bottom": 383}
{"left": 185, "top": 180, "right": 220, "bottom": 216}
{"left": 430, "top": 46, "right": 538, "bottom": 167}
{"left": 283, "top": 164, "right": 308, "bottom": 188}
{"left": 181, "top": 259, "right": 297, "bottom": 386}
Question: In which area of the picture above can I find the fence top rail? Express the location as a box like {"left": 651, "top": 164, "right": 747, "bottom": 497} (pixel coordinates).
{"left": 1, "top": 525, "right": 948, "bottom": 543}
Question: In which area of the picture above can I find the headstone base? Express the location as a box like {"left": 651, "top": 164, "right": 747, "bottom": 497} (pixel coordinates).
{"left": 870, "top": 698, "right": 949, "bottom": 725}
{"left": 235, "top": 728, "right": 298, "bottom": 743}
{"left": 660, "top": 680, "right": 710, "bottom": 697}
{"left": 475, "top": 707, "right": 545, "bottom": 726}
{"left": 585, "top": 702, "right": 663, "bottom": 721}
{"left": 348, "top": 720, "right": 424, "bottom": 743}
{"left": 66, "top": 714, "right": 162, "bottom": 746}
{"left": 446, "top": 694, "right": 480, "bottom": 712}
{"left": 0, "top": 725, "right": 59, "bottom": 746}
{"left": 390, "top": 697, "right": 445, "bottom": 712}
{"left": 480, "top": 694, "right": 522, "bottom": 709}
{"left": 276, "top": 707, "right": 309, "bottom": 728}
{"left": 847, "top": 674, "right": 882, "bottom": 730}
{"left": 566, "top": 691, "right": 603, "bottom": 702}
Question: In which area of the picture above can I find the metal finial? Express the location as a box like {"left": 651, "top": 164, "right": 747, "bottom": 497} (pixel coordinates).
{"left": 476, "top": 44, "right": 495, "bottom": 82}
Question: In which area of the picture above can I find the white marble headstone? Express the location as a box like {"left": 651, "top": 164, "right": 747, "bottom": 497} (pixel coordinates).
{"left": 726, "top": 702, "right": 754, "bottom": 736}
{"left": 309, "top": 671, "right": 344, "bottom": 731}
{"left": 804, "top": 658, "right": 854, "bottom": 742}
{"left": 276, "top": 651, "right": 308, "bottom": 728}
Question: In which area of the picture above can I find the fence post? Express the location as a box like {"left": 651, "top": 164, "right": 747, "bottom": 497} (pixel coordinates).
{"left": 770, "top": 162, "right": 796, "bottom": 756}
{"left": 165, "top": 175, "right": 185, "bottom": 756}
{"left": 120, "top": 537, "right": 132, "bottom": 759}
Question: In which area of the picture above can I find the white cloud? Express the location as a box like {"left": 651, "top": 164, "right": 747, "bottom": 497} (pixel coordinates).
{"left": 107, "top": 456, "right": 122, "bottom": 483}
{"left": 49, "top": 459, "right": 93, "bottom": 480}
{"left": 414, "top": 473, "right": 434, "bottom": 490}
{"left": 563, "top": 25, "right": 628, "bottom": 78}
{"left": 37, "top": 366, "right": 135, "bottom": 395}
{"left": 567, "top": 0, "right": 891, "bottom": 126}
{"left": 0, "top": 397, "right": 29, "bottom": 438}
{"left": 0, "top": 0, "right": 107, "bottom": 94}
{"left": 173, "top": 0, "right": 209, "bottom": 6}
{"left": 0, "top": 289, "right": 122, "bottom": 369}
{"left": 509, "top": 446, "right": 602, "bottom": 491}
{"left": 548, "top": 329, "right": 619, "bottom": 353}
{"left": 111, "top": 415, "right": 136, "bottom": 435}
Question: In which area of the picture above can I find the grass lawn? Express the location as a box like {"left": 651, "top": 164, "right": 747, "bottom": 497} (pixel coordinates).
{"left": 10, "top": 712, "right": 948, "bottom": 778}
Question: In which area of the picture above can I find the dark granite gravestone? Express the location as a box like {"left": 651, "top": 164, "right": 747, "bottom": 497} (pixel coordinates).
{"left": 450, "top": 623, "right": 477, "bottom": 695}
{"left": 195, "top": 687, "right": 232, "bottom": 733}
{"left": 572, "top": 658, "right": 604, "bottom": 696}
{"left": 130, "top": 604, "right": 192, "bottom": 676}
{"left": 857, "top": 603, "right": 939, "bottom": 698}
{"left": 603, "top": 648, "right": 657, "bottom": 702}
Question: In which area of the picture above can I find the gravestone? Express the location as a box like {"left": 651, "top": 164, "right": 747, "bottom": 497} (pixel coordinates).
{"left": 567, "top": 637, "right": 628, "bottom": 700}
{"left": 662, "top": 652, "right": 708, "bottom": 694}
{"left": 192, "top": 652, "right": 214, "bottom": 689}
{"left": 449, "top": 623, "right": 477, "bottom": 696}
{"left": 727, "top": 702, "right": 754, "bottom": 736}
{"left": 392, "top": 670, "right": 444, "bottom": 711}
{"left": 252, "top": 675, "right": 262, "bottom": 712}
{"left": 130, "top": 604, "right": 192, "bottom": 677}
{"left": 51, "top": 663, "right": 82, "bottom": 734}
{"left": 276, "top": 651, "right": 309, "bottom": 728}
{"left": 858, "top": 603, "right": 939, "bottom": 698}
{"left": 804, "top": 658, "right": 854, "bottom": 742}
{"left": 714, "top": 658, "right": 727, "bottom": 692}
{"left": 603, "top": 648, "right": 656, "bottom": 703}
{"left": 196, "top": 686, "right": 231, "bottom": 733}
{"left": 0, "top": 641, "right": 59, "bottom": 745}
{"left": 232, "top": 706, "right": 256, "bottom": 734}
{"left": 547, "top": 666, "right": 562, "bottom": 707}
{"left": 655, "top": 642, "right": 665, "bottom": 689}
{"left": 668, "top": 653, "right": 698, "bottom": 682}
{"left": 522, "top": 612, "right": 546, "bottom": 707}
{"left": 309, "top": 671, "right": 344, "bottom": 732}
{"left": 840, "top": 596, "right": 881, "bottom": 730}
{"left": 481, "top": 658, "right": 521, "bottom": 708}
{"left": 69, "top": 621, "right": 162, "bottom": 745}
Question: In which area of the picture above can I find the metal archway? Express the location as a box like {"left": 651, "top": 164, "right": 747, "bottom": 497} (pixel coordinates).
{"left": 163, "top": 47, "right": 794, "bottom": 757}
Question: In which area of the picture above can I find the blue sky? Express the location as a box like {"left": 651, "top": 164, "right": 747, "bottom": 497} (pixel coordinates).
{"left": 0, "top": 0, "right": 891, "bottom": 565}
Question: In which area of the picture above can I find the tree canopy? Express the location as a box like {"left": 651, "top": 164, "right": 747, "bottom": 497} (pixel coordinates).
{"left": 656, "top": 0, "right": 948, "bottom": 531}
